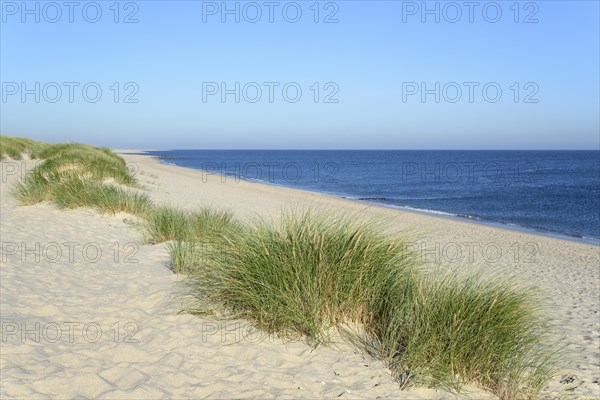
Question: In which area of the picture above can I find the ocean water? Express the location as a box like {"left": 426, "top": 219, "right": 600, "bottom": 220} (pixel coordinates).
{"left": 144, "top": 150, "right": 600, "bottom": 243}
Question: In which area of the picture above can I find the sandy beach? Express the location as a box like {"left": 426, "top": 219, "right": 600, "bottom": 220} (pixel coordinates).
{"left": 1, "top": 153, "right": 598, "bottom": 399}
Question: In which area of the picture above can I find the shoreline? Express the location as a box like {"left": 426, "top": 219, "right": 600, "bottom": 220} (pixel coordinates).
{"left": 122, "top": 150, "right": 600, "bottom": 398}
{"left": 3, "top": 148, "right": 599, "bottom": 398}
{"left": 127, "top": 149, "right": 600, "bottom": 246}
{"left": 121, "top": 149, "right": 600, "bottom": 397}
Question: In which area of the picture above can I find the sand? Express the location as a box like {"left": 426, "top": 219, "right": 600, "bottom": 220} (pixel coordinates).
{"left": 0, "top": 153, "right": 598, "bottom": 399}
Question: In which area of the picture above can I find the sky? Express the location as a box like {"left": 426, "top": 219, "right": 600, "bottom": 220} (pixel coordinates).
{"left": 1, "top": 0, "right": 599, "bottom": 149}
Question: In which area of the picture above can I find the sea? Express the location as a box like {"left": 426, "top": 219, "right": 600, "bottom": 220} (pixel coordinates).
{"left": 143, "top": 150, "right": 600, "bottom": 244}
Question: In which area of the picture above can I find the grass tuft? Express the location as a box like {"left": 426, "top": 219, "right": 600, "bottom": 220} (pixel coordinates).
{"left": 37, "top": 143, "right": 136, "bottom": 185}
{"left": 187, "top": 210, "right": 410, "bottom": 341}
{"left": 369, "top": 271, "right": 559, "bottom": 397}
{"left": 166, "top": 240, "right": 200, "bottom": 274}
{"left": 184, "top": 209, "right": 558, "bottom": 398}
{"left": 13, "top": 169, "right": 54, "bottom": 204}
{"left": 51, "top": 175, "right": 151, "bottom": 216}
{"left": 144, "top": 206, "right": 191, "bottom": 243}
{"left": 143, "top": 205, "right": 239, "bottom": 244}
{"left": 8, "top": 136, "right": 147, "bottom": 216}
{"left": 0, "top": 135, "right": 49, "bottom": 160}
{"left": 144, "top": 206, "right": 240, "bottom": 273}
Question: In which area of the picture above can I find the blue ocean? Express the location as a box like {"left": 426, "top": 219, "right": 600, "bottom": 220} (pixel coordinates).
{"left": 144, "top": 150, "right": 600, "bottom": 243}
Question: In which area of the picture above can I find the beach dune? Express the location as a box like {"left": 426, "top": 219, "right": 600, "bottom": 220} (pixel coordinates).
{"left": 0, "top": 153, "right": 598, "bottom": 399}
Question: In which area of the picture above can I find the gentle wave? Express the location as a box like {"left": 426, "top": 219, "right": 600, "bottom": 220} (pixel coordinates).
{"left": 381, "top": 203, "right": 600, "bottom": 245}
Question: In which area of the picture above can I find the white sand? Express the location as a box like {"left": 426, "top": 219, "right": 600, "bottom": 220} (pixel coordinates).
{"left": 1, "top": 154, "right": 598, "bottom": 399}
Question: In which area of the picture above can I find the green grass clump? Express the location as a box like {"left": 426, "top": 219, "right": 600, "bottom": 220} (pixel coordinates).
{"left": 50, "top": 175, "right": 151, "bottom": 216}
{"left": 14, "top": 170, "right": 151, "bottom": 216}
{"left": 370, "top": 273, "right": 558, "bottom": 398}
{"left": 189, "top": 210, "right": 417, "bottom": 342}
{"left": 166, "top": 240, "right": 200, "bottom": 274}
{"left": 37, "top": 143, "right": 136, "bottom": 185}
{"left": 13, "top": 169, "right": 55, "bottom": 204}
{"left": 144, "top": 206, "right": 240, "bottom": 273}
{"left": 184, "top": 209, "right": 557, "bottom": 399}
{"left": 144, "top": 206, "right": 191, "bottom": 243}
{"left": 8, "top": 136, "right": 144, "bottom": 217}
{"left": 0, "top": 135, "right": 49, "bottom": 160}
{"left": 144, "top": 206, "right": 239, "bottom": 244}
{"left": 188, "top": 208, "right": 239, "bottom": 239}
{"left": 1, "top": 135, "right": 137, "bottom": 185}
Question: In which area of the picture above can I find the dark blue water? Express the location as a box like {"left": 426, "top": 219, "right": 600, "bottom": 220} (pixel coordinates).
{"left": 144, "top": 150, "right": 600, "bottom": 243}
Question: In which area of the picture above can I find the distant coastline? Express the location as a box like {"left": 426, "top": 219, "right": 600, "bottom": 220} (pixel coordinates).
{"left": 137, "top": 150, "right": 600, "bottom": 246}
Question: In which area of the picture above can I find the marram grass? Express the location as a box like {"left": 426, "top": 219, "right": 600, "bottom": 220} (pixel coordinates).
{"left": 190, "top": 210, "right": 418, "bottom": 343}
{"left": 368, "top": 271, "right": 559, "bottom": 397}
{"left": 9, "top": 136, "right": 142, "bottom": 215}
{"left": 14, "top": 171, "right": 151, "bottom": 217}
{"left": 181, "top": 210, "right": 558, "bottom": 399}
{"left": 13, "top": 168, "right": 55, "bottom": 205}
{"left": 144, "top": 206, "right": 241, "bottom": 273}
{"left": 51, "top": 175, "right": 151, "bottom": 217}
{"left": 143, "top": 206, "right": 239, "bottom": 244}
{"left": 37, "top": 143, "right": 136, "bottom": 185}
{"left": 166, "top": 240, "right": 199, "bottom": 274}
{"left": 0, "top": 135, "right": 49, "bottom": 160}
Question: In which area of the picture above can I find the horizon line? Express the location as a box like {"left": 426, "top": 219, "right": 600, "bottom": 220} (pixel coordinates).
{"left": 125, "top": 148, "right": 600, "bottom": 152}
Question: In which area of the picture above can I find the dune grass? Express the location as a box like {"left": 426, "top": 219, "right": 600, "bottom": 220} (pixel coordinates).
{"left": 181, "top": 210, "right": 558, "bottom": 399}
{"left": 51, "top": 175, "right": 152, "bottom": 216}
{"left": 369, "top": 272, "right": 558, "bottom": 397}
{"left": 0, "top": 135, "right": 49, "bottom": 160}
{"left": 8, "top": 136, "right": 144, "bottom": 216}
{"left": 143, "top": 206, "right": 239, "bottom": 244}
{"left": 14, "top": 170, "right": 151, "bottom": 216}
{"left": 36, "top": 143, "right": 136, "bottom": 185}
{"left": 143, "top": 206, "right": 241, "bottom": 273}
{"left": 6, "top": 135, "right": 559, "bottom": 399}
{"left": 143, "top": 206, "right": 191, "bottom": 242}
{"left": 188, "top": 211, "right": 416, "bottom": 341}
{"left": 2, "top": 136, "right": 137, "bottom": 185}
{"left": 166, "top": 240, "right": 201, "bottom": 274}
{"left": 13, "top": 168, "right": 55, "bottom": 204}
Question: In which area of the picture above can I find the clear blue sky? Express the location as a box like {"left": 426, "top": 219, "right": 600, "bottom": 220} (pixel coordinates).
{"left": 1, "top": 0, "right": 598, "bottom": 149}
